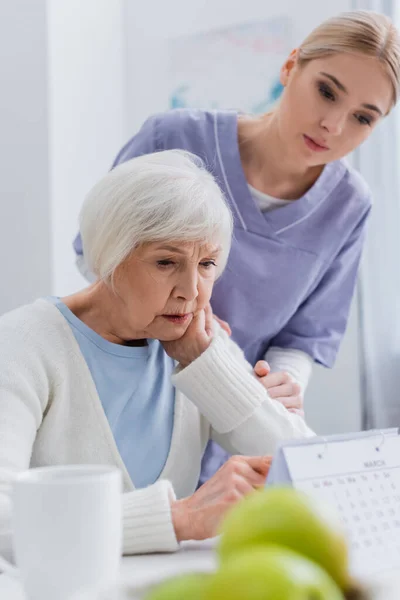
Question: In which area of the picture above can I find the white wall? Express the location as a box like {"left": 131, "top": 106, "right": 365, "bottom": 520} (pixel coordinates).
{"left": 123, "top": 0, "right": 361, "bottom": 435}
{"left": 123, "top": 0, "right": 352, "bottom": 131}
{"left": 0, "top": 0, "right": 128, "bottom": 310}
{"left": 0, "top": 0, "right": 51, "bottom": 315}
{"left": 306, "top": 300, "right": 362, "bottom": 434}
{"left": 47, "top": 0, "right": 128, "bottom": 296}
{"left": 0, "top": 0, "right": 362, "bottom": 435}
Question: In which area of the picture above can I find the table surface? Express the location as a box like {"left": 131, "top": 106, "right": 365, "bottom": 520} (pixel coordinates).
{"left": 1, "top": 539, "right": 399, "bottom": 600}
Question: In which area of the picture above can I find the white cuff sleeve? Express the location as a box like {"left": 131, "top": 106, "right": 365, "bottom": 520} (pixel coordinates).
{"left": 265, "top": 346, "right": 313, "bottom": 394}
{"left": 172, "top": 333, "right": 265, "bottom": 434}
{"left": 123, "top": 480, "right": 179, "bottom": 555}
{"left": 172, "top": 328, "right": 314, "bottom": 452}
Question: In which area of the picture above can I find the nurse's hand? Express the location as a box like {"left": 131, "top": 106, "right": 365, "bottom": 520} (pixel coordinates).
{"left": 254, "top": 360, "right": 304, "bottom": 418}
{"left": 205, "top": 305, "right": 231, "bottom": 336}
{"left": 171, "top": 455, "right": 272, "bottom": 542}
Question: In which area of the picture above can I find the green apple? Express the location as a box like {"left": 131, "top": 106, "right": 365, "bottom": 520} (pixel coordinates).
{"left": 144, "top": 572, "right": 211, "bottom": 600}
{"left": 209, "top": 546, "right": 345, "bottom": 600}
{"left": 218, "top": 487, "right": 350, "bottom": 590}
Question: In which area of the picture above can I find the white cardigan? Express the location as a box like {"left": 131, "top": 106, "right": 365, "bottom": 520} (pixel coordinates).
{"left": 0, "top": 299, "right": 313, "bottom": 555}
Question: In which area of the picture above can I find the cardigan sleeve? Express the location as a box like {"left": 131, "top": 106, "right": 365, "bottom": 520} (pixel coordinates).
{"left": 122, "top": 480, "right": 179, "bottom": 554}
{"left": 0, "top": 317, "right": 52, "bottom": 558}
{"left": 172, "top": 324, "right": 315, "bottom": 456}
{"left": 0, "top": 323, "right": 50, "bottom": 475}
{"left": 0, "top": 312, "right": 180, "bottom": 558}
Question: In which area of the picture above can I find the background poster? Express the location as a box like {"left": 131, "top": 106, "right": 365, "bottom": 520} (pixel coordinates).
{"left": 169, "top": 16, "right": 294, "bottom": 114}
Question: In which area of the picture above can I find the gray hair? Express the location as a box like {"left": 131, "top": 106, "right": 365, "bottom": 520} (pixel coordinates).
{"left": 79, "top": 150, "right": 233, "bottom": 281}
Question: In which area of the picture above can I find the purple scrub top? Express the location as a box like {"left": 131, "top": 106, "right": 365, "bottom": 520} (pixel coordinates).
{"left": 73, "top": 109, "right": 371, "bottom": 484}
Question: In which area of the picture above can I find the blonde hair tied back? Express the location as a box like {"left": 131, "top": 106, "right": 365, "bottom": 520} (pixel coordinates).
{"left": 298, "top": 10, "right": 400, "bottom": 107}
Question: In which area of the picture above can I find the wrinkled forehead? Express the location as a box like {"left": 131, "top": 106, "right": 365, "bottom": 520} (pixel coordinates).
{"left": 137, "top": 240, "right": 223, "bottom": 257}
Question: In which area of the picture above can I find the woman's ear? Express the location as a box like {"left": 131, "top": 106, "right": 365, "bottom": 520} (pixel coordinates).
{"left": 280, "top": 48, "right": 299, "bottom": 87}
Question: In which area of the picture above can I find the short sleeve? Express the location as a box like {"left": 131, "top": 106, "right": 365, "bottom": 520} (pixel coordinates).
{"left": 270, "top": 207, "right": 371, "bottom": 368}
{"left": 111, "top": 114, "right": 160, "bottom": 167}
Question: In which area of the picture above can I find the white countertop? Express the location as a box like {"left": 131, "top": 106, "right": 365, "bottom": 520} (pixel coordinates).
{"left": 0, "top": 540, "right": 216, "bottom": 600}
{"left": 1, "top": 539, "right": 399, "bottom": 600}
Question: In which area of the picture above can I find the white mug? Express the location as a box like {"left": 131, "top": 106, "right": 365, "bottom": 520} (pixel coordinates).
{"left": 0, "top": 465, "right": 122, "bottom": 600}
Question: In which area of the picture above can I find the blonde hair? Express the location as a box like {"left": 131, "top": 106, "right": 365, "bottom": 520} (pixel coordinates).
{"left": 298, "top": 10, "right": 400, "bottom": 107}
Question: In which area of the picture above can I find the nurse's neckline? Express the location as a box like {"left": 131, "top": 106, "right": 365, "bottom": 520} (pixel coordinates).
{"left": 214, "top": 108, "right": 347, "bottom": 237}
{"left": 237, "top": 113, "right": 326, "bottom": 201}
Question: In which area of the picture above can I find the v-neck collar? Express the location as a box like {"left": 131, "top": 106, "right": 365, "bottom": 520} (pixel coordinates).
{"left": 40, "top": 299, "right": 185, "bottom": 493}
{"left": 214, "top": 110, "right": 347, "bottom": 238}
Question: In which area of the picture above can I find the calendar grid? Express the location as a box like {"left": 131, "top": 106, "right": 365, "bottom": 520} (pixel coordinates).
{"left": 281, "top": 434, "right": 400, "bottom": 579}
{"left": 290, "top": 464, "right": 400, "bottom": 483}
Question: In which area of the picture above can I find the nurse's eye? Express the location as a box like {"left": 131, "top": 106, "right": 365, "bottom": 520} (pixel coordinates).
{"left": 355, "top": 113, "right": 372, "bottom": 126}
{"left": 318, "top": 82, "right": 335, "bottom": 102}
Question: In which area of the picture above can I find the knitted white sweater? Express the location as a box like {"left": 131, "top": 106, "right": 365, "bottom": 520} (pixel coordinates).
{"left": 0, "top": 300, "right": 313, "bottom": 555}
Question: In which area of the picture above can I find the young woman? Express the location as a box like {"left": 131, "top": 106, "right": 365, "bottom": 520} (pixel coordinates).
{"left": 74, "top": 10, "right": 400, "bottom": 484}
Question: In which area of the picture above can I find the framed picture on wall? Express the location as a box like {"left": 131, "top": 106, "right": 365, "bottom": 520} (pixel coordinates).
{"left": 168, "top": 16, "right": 293, "bottom": 114}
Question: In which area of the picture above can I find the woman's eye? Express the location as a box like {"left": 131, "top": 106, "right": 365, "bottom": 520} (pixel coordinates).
{"left": 318, "top": 83, "right": 335, "bottom": 102}
{"left": 157, "top": 260, "right": 175, "bottom": 268}
{"left": 355, "top": 114, "right": 372, "bottom": 126}
{"left": 200, "top": 260, "right": 217, "bottom": 269}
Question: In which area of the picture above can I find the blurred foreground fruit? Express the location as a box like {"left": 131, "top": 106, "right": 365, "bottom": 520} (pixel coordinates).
{"left": 209, "top": 546, "right": 345, "bottom": 600}
{"left": 218, "top": 487, "right": 349, "bottom": 590}
{"left": 144, "top": 572, "right": 211, "bottom": 600}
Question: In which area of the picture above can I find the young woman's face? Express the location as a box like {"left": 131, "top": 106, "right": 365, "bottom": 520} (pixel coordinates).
{"left": 277, "top": 51, "right": 393, "bottom": 166}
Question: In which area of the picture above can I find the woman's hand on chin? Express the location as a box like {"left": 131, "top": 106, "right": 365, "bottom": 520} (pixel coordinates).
{"left": 162, "top": 305, "right": 214, "bottom": 367}
{"left": 170, "top": 455, "right": 272, "bottom": 542}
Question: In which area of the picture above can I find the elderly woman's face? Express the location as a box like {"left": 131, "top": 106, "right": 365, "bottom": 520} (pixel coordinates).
{"left": 113, "top": 240, "right": 221, "bottom": 341}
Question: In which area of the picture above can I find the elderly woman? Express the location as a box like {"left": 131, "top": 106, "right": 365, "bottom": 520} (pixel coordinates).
{"left": 0, "top": 150, "right": 313, "bottom": 556}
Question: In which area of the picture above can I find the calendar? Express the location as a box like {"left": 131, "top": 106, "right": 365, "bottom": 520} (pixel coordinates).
{"left": 266, "top": 429, "right": 400, "bottom": 580}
